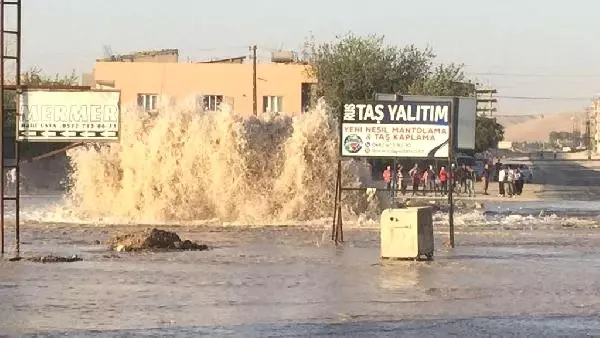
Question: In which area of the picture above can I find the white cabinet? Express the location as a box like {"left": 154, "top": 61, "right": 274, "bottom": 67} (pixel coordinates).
{"left": 380, "top": 207, "right": 434, "bottom": 260}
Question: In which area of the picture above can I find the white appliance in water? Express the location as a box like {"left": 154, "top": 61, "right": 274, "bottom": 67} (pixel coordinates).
{"left": 380, "top": 207, "right": 434, "bottom": 260}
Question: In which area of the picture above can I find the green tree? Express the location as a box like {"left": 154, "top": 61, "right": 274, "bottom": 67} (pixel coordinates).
{"left": 304, "top": 33, "right": 434, "bottom": 111}
{"left": 475, "top": 115, "right": 504, "bottom": 152}
{"left": 304, "top": 33, "right": 503, "bottom": 152}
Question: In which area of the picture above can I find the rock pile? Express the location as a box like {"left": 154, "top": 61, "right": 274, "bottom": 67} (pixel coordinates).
{"left": 107, "top": 228, "right": 209, "bottom": 252}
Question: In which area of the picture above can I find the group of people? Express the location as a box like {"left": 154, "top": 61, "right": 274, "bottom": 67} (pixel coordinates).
{"left": 496, "top": 165, "right": 526, "bottom": 197}
{"left": 382, "top": 163, "right": 480, "bottom": 197}
{"left": 382, "top": 161, "right": 527, "bottom": 198}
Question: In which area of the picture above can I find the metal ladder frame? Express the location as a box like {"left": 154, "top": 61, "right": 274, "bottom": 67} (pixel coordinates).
{"left": 0, "top": 0, "right": 21, "bottom": 255}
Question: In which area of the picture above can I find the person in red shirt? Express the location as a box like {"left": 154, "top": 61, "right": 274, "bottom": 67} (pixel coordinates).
{"left": 383, "top": 166, "right": 392, "bottom": 195}
{"left": 439, "top": 166, "right": 448, "bottom": 196}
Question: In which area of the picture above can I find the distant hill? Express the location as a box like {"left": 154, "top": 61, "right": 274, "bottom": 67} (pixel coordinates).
{"left": 495, "top": 112, "right": 588, "bottom": 142}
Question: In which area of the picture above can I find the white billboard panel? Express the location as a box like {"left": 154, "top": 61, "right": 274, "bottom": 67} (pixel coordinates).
{"left": 341, "top": 101, "right": 450, "bottom": 158}
{"left": 17, "top": 90, "right": 121, "bottom": 142}
{"left": 457, "top": 97, "right": 476, "bottom": 150}
{"left": 403, "top": 95, "right": 476, "bottom": 150}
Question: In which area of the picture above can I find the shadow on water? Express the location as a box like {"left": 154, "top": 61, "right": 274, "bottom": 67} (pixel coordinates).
{"left": 17, "top": 315, "right": 600, "bottom": 337}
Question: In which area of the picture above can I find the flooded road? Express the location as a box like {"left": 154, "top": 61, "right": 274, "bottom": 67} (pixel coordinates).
{"left": 3, "top": 214, "right": 600, "bottom": 336}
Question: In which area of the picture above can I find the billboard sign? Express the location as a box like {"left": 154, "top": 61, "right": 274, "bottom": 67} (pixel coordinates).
{"left": 17, "top": 90, "right": 121, "bottom": 142}
{"left": 341, "top": 100, "right": 451, "bottom": 158}
{"left": 402, "top": 95, "right": 476, "bottom": 150}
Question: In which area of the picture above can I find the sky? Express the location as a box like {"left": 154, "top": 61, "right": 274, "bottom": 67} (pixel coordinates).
{"left": 17, "top": 0, "right": 600, "bottom": 115}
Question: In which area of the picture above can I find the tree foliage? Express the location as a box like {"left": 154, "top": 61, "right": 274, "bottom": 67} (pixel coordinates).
{"left": 304, "top": 33, "right": 503, "bottom": 152}
{"left": 304, "top": 33, "right": 474, "bottom": 110}
{"left": 5, "top": 67, "right": 78, "bottom": 121}
{"left": 475, "top": 115, "right": 504, "bottom": 152}
{"left": 20, "top": 67, "right": 78, "bottom": 87}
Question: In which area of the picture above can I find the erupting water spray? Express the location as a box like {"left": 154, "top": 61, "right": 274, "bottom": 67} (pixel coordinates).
{"left": 64, "top": 96, "right": 384, "bottom": 224}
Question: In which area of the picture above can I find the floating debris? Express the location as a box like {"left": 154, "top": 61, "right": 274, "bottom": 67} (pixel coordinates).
{"left": 9, "top": 255, "right": 83, "bottom": 263}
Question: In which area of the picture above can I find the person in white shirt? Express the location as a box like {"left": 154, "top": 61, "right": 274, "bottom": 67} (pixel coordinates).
{"left": 498, "top": 166, "right": 506, "bottom": 197}
{"left": 506, "top": 166, "right": 515, "bottom": 197}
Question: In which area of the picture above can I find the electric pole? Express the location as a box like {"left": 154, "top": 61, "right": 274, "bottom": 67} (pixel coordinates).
{"left": 475, "top": 88, "right": 498, "bottom": 117}
{"left": 249, "top": 45, "right": 257, "bottom": 115}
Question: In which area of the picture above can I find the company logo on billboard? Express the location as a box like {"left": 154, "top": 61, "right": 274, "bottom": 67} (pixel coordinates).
{"left": 343, "top": 104, "right": 356, "bottom": 121}
{"left": 343, "top": 134, "right": 363, "bottom": 153}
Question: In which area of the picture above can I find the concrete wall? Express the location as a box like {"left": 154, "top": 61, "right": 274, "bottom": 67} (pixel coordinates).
{"left": 92, "top": 61, "right": 316, "bottom": 116}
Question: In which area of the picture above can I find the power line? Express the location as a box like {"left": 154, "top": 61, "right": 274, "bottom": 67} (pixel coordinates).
{"left": 497, "top": 95, "right": 592, "bottom": 101}
{"left": 467, "top": 72, "right": 600, "bottom": 78}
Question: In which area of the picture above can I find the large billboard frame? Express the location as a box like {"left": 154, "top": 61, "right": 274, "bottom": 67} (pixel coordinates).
{"left": 332, "top": 95, "right": 461, "bottom": 251}
{"left": 16, "top": 88, "right": 122, "bottom": 143}
{"left": 401, "top": 94, "right": 476, "bottom": 151}
{"left": 338, "top": 98, "right": 456, "bottom": 159}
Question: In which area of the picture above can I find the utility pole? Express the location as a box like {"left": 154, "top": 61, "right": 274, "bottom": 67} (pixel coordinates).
{"left": 249, "top": 45, "right": 257, "bottom": 115}
{"left": 475, "top": 88, "right": 498, "bottom": 117}
{"left": 591, "top": 98, "right": 600, "bottom": 154}
{"left": 586, "top": 119, "right": 592, "bottom": 159}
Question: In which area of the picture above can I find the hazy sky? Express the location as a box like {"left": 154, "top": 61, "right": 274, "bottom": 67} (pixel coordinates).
{"left": 19, "top": 0, "right": 600, "bottom": 115}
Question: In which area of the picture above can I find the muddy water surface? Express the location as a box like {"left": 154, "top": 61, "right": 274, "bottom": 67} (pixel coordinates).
{"left": 2, "top": 221, "right": 600, "bottom": 336}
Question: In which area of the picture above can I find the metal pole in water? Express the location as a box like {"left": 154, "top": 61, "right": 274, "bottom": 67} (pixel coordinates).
{"left": 331, "top": 161, "right": 340, "bottom": 241}
{"left": 15, "top": 0, "right": 21, "bottom": 254}
{"left": 448, "top": 98, "right": 457, "bottom": 248}
{"left": 335, "top": 159, "right": 344, "bottom": 244}
{"left": 0, "top": 0, "right": 5, "bottom": 255}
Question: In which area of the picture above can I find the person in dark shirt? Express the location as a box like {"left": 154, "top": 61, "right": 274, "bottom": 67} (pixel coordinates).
{"left": 482, "top": 163, "right": 491, "bottom": 195}
{"left": 458, "top": 164, "right": 468, "bottom": 194}
{"left": 494, "top": 161, "right": 502, "bottom": 182}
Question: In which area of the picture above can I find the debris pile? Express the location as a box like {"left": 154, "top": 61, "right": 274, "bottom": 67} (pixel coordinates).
{"left": 107, "top": 228, "right": 209, "bottom": 252}
{"left": 9, "top": 255, "right": 82, "bottom": 263}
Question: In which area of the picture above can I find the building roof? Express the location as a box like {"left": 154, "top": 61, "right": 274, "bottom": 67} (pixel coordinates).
{"left": 97, "top": 49, "right": 179, "bottom": 62}
{"left": 197, "top": 56, "right": 247, "bottom": 64}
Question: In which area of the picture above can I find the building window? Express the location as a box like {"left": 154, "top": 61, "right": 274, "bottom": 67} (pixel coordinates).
{"left": 137, "top": 93, "right": 158, "bottom": 111}
{"left": 197, "top": 95, "right": 223, "bottom": 111}
{"left": 263, "top": 96, "right": 283, "bottom": 113}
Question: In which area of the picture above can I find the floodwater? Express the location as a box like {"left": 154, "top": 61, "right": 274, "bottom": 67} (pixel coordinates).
{"left": 2, "top": 197, "right": 600, "bottom": 336}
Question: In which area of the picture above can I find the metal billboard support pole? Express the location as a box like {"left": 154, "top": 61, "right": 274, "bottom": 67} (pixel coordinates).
{"left": 14, "top": 0, "right": 21, "bottom": 254}
{"left": 447, "top": 98, "right": 457, "bottom": 248}
{"left": 333, "top": 103, "right": 344, "bottom": 245}
{"left": 0, "top": 0, "right": 4, "bottom": 255}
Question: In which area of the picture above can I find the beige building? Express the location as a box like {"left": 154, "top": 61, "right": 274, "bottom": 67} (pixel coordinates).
{"left": 84, "top": 49, "right": 317, "bottom": 117}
